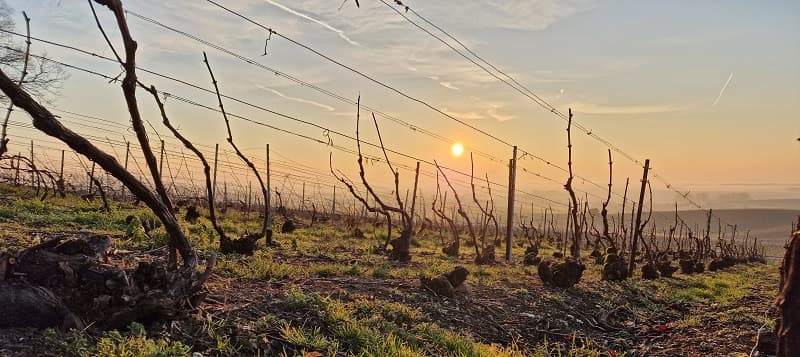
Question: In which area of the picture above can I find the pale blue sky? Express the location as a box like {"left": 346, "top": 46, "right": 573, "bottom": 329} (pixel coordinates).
{"left": 1, "top": 0, "right": 798, "bottom": 210}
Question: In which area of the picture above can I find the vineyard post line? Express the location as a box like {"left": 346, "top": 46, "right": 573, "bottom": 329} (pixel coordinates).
{"left": 505, "top": 145, "right": 517, "bottom": 263}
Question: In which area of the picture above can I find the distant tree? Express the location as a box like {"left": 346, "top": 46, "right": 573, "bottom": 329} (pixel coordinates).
{"left": 0, "top": 0, "right": 66, "bottom": 157}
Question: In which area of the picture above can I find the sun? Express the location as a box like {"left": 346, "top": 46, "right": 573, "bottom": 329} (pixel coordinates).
{"left": 451, "top": 142, "right": 464, "bottom": 157}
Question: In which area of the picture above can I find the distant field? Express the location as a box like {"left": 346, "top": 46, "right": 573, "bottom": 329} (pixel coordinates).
{"left": 540, "top": 208, "right": 796, "bottom": 260}
{"left": 648, "top": 209, "right": 797, "bottom": 246}
{"left": 543, "top": 209, "right": 796, "bottom": 247}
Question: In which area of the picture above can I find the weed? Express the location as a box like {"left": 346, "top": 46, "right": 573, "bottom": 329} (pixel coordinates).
{"left": 372, "top": 265, "right": 391, "bottom": 278}
{"left": 279, "top": 324, "right": 338, "bottom": 355}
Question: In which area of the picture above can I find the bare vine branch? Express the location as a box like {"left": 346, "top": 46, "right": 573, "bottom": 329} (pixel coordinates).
{"left": 435, "top": 160, "right": 480, "bottom": 261}
{"left": 144, "top": 85, "right": 229, "bottom": 246}
{"left": 564, "top": 108, "right": 581, "bottom": 258}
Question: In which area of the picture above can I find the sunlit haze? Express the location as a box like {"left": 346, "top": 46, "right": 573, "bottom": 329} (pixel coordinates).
{"left": 451, "top": 143, "right": 464, "bottom": 158}
{"left": 1, "top": 0, "right": 798, "bottom": 212}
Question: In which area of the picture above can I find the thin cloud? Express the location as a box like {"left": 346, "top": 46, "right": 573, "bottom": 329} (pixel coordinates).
{"left": 443, "top": 108, "right": 485, "bottom": 120}
{"left": 436, "top": 1, "right": 598, "bottom": 31}
{"left": 264, "top": 0, "right": 360, "bottom": 46}
{"left": 569, "top": 102, "right": 679, "bottom": 115}
{"left": 712, "top": 72, "right": 734, "bottom": 107}
{"left": 549, "top": 88, "right": 566, "bottom": 101}
{"left": 439, "top": 82, "right": 459, "bottom": 90}
{"left": 466, "top": 96, "right": 514, "bottom": 121}
{"left": 467, "top": 96, "right": 501, "bottom": 108}
{"left": 486, "top": 108, "right": 516, "bottom": 122}
{"left": 256, "top": 85, "right": 335, "bottom": 112}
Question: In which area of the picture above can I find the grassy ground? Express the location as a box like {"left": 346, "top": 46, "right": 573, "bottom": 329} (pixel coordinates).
{"left": 0, "top": 184, "right": 782, "bottom": 356}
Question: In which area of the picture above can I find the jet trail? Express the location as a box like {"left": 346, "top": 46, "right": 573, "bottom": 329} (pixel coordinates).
{"left": 712, "top": 72, "right": 734, "bottom": 107}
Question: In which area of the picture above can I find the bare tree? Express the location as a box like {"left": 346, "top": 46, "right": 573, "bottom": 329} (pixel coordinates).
{"left": 434, "top": 160, "right": 494, "bottom": 264}
{"left": 330, "top": 96, "right": 419, "bottom": 261}
{"left": 0, "top": 2, "right": 66, "bottom": 157}
{"left": 432, "top": 171, "right": 459, "bottom": 257}
{"left": 469, "top": 153, "right": 498, "bottom": 263}
{"left": 0, "top": 152, "right": 60, "bottom": 199}
{"left": 143, "top": 85, "right": 241, "bottom": 254}
{"left": 203, "top": 52, "right": 271, "bottom": 252}
{"left": 0, "top": 0, "right": 213, "bottom": 330}
{"left": 598, "top": 149, "right": 614, "bottom": 249}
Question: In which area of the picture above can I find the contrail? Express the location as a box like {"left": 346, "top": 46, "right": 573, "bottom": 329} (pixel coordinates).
{"left": 257, "top": 85, "right": 335, "bottom": 112}
{"left": 712, "top": 72, "right": 734, "bottom": 107}
{"left": 264, "top": 0, "right": 360, "bottom": 46}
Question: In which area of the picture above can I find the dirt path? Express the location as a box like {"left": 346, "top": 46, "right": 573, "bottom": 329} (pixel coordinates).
{"left": 197, "top": 263, "right": 778, "bottom": 355}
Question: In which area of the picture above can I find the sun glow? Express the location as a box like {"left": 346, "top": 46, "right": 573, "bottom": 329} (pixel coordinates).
{"left": 451, "top": 142, "right": 464, "bottom": 157}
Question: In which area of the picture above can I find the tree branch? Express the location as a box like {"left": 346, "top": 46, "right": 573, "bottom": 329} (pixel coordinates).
{"left": 144, "top": 85, "right": 229, "bottom": 245}
{"left": 0, "top": 67, "right": 196, "bottom": 269}
{"left": 202, "top": 52, "right": 270, "bottom": 238}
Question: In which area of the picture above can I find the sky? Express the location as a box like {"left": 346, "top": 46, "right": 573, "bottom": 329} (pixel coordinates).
{"left": 0, "top": 0, "right": 798, "bottom": 213}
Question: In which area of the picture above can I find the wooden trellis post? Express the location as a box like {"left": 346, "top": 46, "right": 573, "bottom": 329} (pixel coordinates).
{"left": 123, "top": 142, "right": 130, "bottom": 199}
{"left": 410, "top": 161, "right": 420, "bottom": 229}
{"left": 505, "top": 146, "right": 518, "bottom": 263}
{"left": 158, "top": 139, "right": 165, "bottom": 179}
{"left": 247, "top": 180, "right": 252, "bottom": 213}
{"left": 13, "top": 152, "right": 19, "bottom": 185}
{"left": 223, "top": 181, "right": 228, "bottom": 210}
{"left": 59, "top": 150, "right": 65, "bottom": 183}
{"left": 88, "top": 161, "right": 96, "bottom": 195}
{"left": 124, "top": 141, "right": 130, "bottom": 170}
{"left": 265, "top": 144, "right": 272, "bottom": 235}
{"left": 332, "top": 185, "right": 336, "bottom": 218}
{"left": 29, "top": 140, "right": 34, "bottom": 187}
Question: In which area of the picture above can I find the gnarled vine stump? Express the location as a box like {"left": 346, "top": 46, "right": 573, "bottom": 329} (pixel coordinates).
{"left": 0, "top": 234, "right": 213, "bottom": 330}
{"left": 777, "top": 230, "right": 800, "bottom": 356}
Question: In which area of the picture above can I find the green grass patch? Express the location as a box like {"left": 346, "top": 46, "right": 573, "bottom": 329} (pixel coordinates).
{"left": 647, "top": 264, "right": 770, "bottom": 306}
{"left": 44, "top": 323, "right": 190, "bottom": 357}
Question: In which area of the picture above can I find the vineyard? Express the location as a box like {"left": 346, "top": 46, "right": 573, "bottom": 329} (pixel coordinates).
{"left": 0, "top": 0, "right": 798, "bottom": 356}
